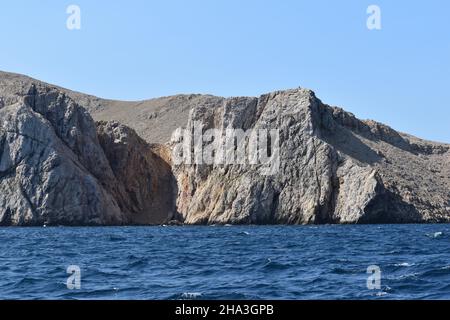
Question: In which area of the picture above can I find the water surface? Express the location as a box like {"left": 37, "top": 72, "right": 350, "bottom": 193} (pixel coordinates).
{"left": 0, "top": 225, "right": 449, "bottom": 299}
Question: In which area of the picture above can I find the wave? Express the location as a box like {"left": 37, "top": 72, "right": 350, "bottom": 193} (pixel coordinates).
{"left": 126, "top": 255, "right": 148, "bottom": 268}
{"left": 331, "top": 267, "right": 360, "bottom": 275}
{"left": 108, "top": 235, "right": 127, "bottom": 241}
{"left": 426, "top": 231, "right": 444, "bottom": 239}
{"left": 166, "top": 292, "right": 203, "bottom": 300}
{"left": 394, "top": 262, "right": 414, "bottom": 267}
{"left": 59, "top": 287, "right": 121, "bottom": 299}
{"left": 14, "top": 276, "right": 42, "bottom": 286}
{"left": 263, "top": 258, "right": 291, "bottom": 271}
{"left": 181, "top": 292, "right": 203, "bottom": 299}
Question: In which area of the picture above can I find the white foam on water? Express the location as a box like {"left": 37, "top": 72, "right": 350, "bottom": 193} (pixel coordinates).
{"left": 181, "top": 292, "right": 202, "bottom": 299}
{"left": 427, "top": 231, "right": 443, "bottom": 238}
{"left": 395, "top": 262, "right": 413, "bottom": 267}
{"left": 376, "top": 291, "right": 388, "bottom": 297}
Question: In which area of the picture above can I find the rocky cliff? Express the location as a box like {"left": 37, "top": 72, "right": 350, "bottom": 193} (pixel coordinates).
{"left": 170, "top": 90, "right": 450, "bottom": 224}
{"left": 0, "top": 72, "right": 174, "bottom": 225}
{"left": 0, "top": 71, "right": 449, "bottom": 225}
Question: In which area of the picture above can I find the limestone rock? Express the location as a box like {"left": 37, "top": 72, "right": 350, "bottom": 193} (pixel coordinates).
{"left": 1, "top": 70, "right": 449, "bottom": 225}
{"left": 0, "top": 75, "right": 172, "bottom": 225}
{"left": 0, "top": 99, "right": 124, "bottom": 225}
{"left": 169, "top": 89, "right": 450, "bottom": 224}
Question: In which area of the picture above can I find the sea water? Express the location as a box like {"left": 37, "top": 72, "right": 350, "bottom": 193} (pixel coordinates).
{"left": 0, "top": 225, "right": 449, "bottom": 300}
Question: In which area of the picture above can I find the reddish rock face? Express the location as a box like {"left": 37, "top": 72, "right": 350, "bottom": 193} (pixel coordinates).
{"left": 96, "top": 121, "right": 177, "bottom": 224}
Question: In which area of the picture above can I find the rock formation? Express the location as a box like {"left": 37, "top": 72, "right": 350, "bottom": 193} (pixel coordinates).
{"left": 96, "top": 121, "right": 177, "bottom": 224}
{"left": 170, "top": 90, "right": 450, "bottom": 224}
{"left": 0, "top": 71, "right": 449, "bottom": 225}
{"left": 0, "top": 73, "right": 173, "bottom": 225}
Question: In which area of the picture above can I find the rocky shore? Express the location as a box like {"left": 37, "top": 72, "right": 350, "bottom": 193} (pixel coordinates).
{"left": 0, "top": 71, "right": 449, "bottom": 225}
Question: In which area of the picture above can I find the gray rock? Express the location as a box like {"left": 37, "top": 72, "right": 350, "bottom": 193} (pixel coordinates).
{"left": 0, "top": 99, "right": 124, "bottom": 225}
{"left": 0, "top": 74, "right": 172, "bottom": 225}
{"left": 0, "top": 70, "right": 449, "bottom": 225}
{"left": 169, "top": 89, "right": 450, "bottom": 224}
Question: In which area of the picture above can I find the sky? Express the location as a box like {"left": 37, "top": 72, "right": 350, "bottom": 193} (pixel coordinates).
{"left": 0, "top": 0, "right": 449, "bottom": 142}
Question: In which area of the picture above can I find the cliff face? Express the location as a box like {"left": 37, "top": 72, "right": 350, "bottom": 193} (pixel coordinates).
{"left": 170, "top": 89, "right": 450, "bottom": 224}
{"left": 96, "top": 121, "right": 177, "bottom": 224}
{"left": 0, "top": 71, "right": 449, "bottom": 225}
{"left": 0, "top": 74, "right": 173, "bottom": 225}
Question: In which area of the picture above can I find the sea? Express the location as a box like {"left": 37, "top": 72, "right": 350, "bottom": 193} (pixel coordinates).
{"left": 0, "top": 224, "right": 449, "bottom": 300}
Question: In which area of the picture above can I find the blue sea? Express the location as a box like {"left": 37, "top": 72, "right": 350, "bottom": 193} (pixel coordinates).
{"left": 0, "top": 225, "right": 449, "bottom": 300}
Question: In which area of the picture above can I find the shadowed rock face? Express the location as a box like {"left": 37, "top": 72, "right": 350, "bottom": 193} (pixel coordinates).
{"left": 96, "top": 121, "right": 177, "bottom": 224}
{"left": 0, "top": 71, "right": 449, "bottom": 225}
{"left": 0, "top": 74, "right": 173, "bottom": 225}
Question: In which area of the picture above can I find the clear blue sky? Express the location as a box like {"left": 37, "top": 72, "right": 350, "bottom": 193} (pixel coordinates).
{"left": 0, "top": 0, "right": 449, "bottom": 142}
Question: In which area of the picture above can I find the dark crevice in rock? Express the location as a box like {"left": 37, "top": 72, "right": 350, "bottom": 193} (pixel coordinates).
{"left": 358, "top": 181, "right": 423, "bottom": 224}
{"left": 96, "top": 121, "right": 178, "bottom": 225}
{"left": 0, "top": 208, "right": 12, "bottom": 226}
